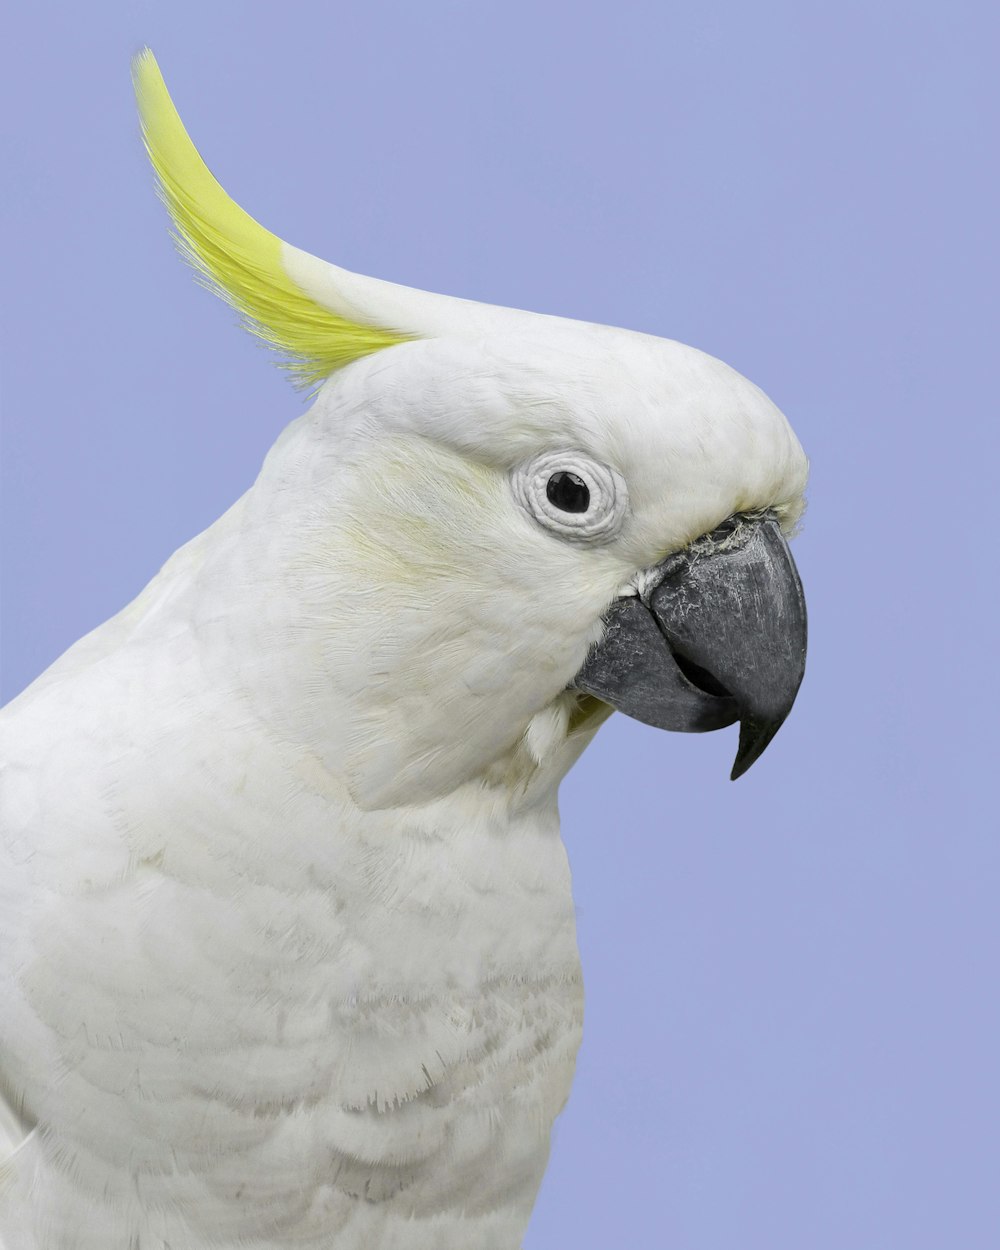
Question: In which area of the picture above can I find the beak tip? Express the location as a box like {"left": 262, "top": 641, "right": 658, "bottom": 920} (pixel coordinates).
{"left": 729, "top": 719, "right": 783, "bottom": 781}
{"left": 729, "top": 749, "right": 758, "bottom": 781}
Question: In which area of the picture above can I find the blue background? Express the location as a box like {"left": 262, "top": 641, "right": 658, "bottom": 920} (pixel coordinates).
{"left": 2, "top": 2, "right": 997, "bottom": 1246}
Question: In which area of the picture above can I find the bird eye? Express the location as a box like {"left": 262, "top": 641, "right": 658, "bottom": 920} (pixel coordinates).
{"left": 511, "top": 451, "right": 628, "bottom": 544}
{"left": 546, "top": 471, "right": 590, "bottom": 513}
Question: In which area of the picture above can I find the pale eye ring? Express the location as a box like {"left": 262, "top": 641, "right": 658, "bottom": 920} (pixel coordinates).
{"left": 511, "top": 450, "right": 628, "bottom": 543}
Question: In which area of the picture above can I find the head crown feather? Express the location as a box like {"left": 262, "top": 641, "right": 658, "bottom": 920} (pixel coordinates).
{"left": 132, "top": 49, "right": 415, "bottom": 389}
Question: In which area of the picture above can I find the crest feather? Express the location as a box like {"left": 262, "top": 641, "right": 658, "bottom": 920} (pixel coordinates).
{"left": 132, "top": 50, "right": 413, "bottom": 388}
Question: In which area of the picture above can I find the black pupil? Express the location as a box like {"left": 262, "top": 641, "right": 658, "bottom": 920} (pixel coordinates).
{"left": 546, "top": 471, "right": 590, "bottom": 513}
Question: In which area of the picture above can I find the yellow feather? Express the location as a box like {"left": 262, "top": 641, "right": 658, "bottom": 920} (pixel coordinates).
{"left": 132, "top": 49, "right": 413, "bottom": 389}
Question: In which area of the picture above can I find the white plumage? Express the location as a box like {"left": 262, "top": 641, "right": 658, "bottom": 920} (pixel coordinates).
{"left": 0, "top": 52, "right": 807, "bottom": 1248}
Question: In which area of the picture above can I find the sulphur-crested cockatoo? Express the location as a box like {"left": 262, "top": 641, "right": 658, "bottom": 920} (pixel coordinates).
{"left": 0, "top": 50, "right": 807, "bottom": 1250}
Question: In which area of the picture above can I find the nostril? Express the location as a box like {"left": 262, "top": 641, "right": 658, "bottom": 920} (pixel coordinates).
{"left": 709, "top": 516, "right": 740, "bottom": 541}
{"left": 671, "top": 650, "right": 732, "bottom": 699}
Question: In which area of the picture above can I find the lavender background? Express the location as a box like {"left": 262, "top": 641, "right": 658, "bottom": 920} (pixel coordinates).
{"left": 2, "top": 2, "right": 997, "bottom": 1246}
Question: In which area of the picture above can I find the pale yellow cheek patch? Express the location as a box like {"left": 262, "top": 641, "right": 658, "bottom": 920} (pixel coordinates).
{"left": 132, "top": 49, "right": 414, "bottom": 390}
{"left": 334, "top": 441, "right": 504, "bottom": 580}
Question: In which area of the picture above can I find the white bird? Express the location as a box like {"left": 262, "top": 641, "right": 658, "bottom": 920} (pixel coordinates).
{"left": 0, "top": 50, "right": 808, "bottom": 1250}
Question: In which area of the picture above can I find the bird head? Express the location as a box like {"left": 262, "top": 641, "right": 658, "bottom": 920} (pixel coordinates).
{"left": 134, "top": 51, "right": 807, "bottom": 810}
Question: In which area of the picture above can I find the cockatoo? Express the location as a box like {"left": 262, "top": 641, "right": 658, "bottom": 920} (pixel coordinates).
{"left": 0, "top": 51, "right": 807, "bottom": 1250}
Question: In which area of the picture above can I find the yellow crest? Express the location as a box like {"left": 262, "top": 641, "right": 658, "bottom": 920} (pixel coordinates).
{"left": 132, "top": 50, "right": 414, "bottom": 389}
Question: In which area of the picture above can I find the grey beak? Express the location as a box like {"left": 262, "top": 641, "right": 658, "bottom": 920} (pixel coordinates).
{"left": 571, "top": 514, "right": 807, "bottom": 779}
